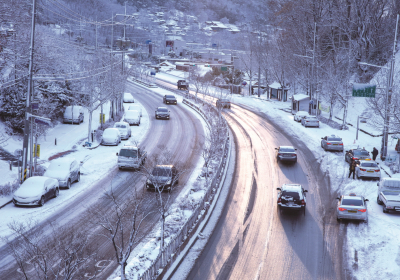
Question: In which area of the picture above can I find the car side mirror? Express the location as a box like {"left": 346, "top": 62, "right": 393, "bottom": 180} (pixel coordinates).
{"left": 276, "top": 187, "right": 281, "bottom": 190}
{"left": 377, "top": 182, "right": 379, "bottom": 186}
{"left": 275, "top": 148, "right": 278, "bottom": 150}
{"left": 116, "top": 153, "right": 118, "bottom": 156}
{"left": 365, "top": 199, "right": 369, "bottom": 202}
{"left": 295, "top": 149, "right": 297, "bottom": 150}
{"left": 304, "top": 190, "right": 308, "bottom": 192}
{"left": 336, "top": 197, "right": 340, "bottom": 200}
{"left": 321, "top": 137, "right": 323, "bottom": 139}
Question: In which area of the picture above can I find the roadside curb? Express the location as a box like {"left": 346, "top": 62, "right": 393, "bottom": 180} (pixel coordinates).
{"left": 0, "top": 200, "right": 12, "bottom": 209}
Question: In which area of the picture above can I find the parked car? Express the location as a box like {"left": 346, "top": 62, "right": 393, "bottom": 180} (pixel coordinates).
{"left": 13, "top": 176, "right": 59, "bottom": 207}
{"left": 123, "top": 92, "right": 135, "bottom": 103}
{"left": 216, "top": 98, "right": 231, "bottom": 109}
{"left": 44, "top": 158, "right": 80, "bottom": 189}
{"left": 124, "top": 110, "right": 141, "bottom": 126}
{"left": 321, "top": 135, "right": 344, "bottom": 151}
{"left": 177, "top": 80, "right": 187, "bottom": 90}
{"left": 275, "top": 146, "right": 297, "bottom": 163}
{"left": 117, "top": 145, "right": 147, "bottom": 170}
{"left": 277, "top": 184, "right": 308, "bottom": 213}
{"left": 155, "top": 107, "right": 170, "bottom": 119}
{"left": 101, "top": 128, "right": 121, "bottom": 146}
{"left": 128, "top": 104, "right": 142, "bottom": 117}
{"left": 301, "top": 116, "right": 320, "bottom": 127}
{"left": 163, "top": 95, "right": 178, "bottom": 105}
{"left": 63, "top": 106, "right": 84, "bottom": 124}
{"left": 336, "top": 193, "right": 368, "bottom": 222}
{"left": 146, "top": 165, "right": 179, "bottom": 192}
{"left": 114, "top": 122, "right": 131, "bottom": 140}
{"left": 294, "top": 111, "right": 309, "bottom": 122}
{"left": 345, "top": 148, "right": 371, "bottom": 163}
{"left": 356, "top": 160, "right": 381, "bottom": 180}
{"left": 377, "top": 177, "right": 400, "bottom": 213}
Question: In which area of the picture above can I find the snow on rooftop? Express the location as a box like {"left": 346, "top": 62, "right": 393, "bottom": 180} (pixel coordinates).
{"left": 292, "top": 94, "right": 310, "bottom": 101}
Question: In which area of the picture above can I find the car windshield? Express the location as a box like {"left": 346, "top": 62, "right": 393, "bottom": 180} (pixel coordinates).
{"left": 158, "top": 108, "right": 168, "bottom": 112}
{"left": 382, "top": 180, "right": 400, "bottom": 188}
{"left": 126, "top": 111, "right": 139, "bottom": 117}
{"left": 166, "top": 95, "right": 175, "bottom": 99}
{"left": 280, "top": 148, "right": 295, "bottom": 153}
{"left": 281, "top": 191, "right": 300, "bottom": 199}
{"left": 361, "top": 162, "right": 378, "bottom": 168}
{"left": 327, "top": 137, "right": 341, "bottom": 141}
{"left": 307, "top": 117, "right": 318, "bottom": 120}
{"left": 354, "top": 150, "right": 369, "bottom": 156}
{"left": 119, "top": 149, "right": 137, "bottom": 158}
{"left": 152, "top": 167, "right": 171, "bottom": 176}
{"left": 47, "top": 161, "right": 70, "bottom": 170}
{"left": 115, "top": 124, "right": 126, "bottom": 128}
{"left": 382, "top": 190, "right": 400, "bottom": 196}
{"left": 341, "top": 198, "right": 363, "bottom": 206}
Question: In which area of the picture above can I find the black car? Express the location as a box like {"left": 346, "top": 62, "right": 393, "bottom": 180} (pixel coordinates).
{"left": 155, "top": 107, "right": 170, "bottom": 119}
{"left": 163, "top": 95, "right": 177, "bottom": 105}
{"left": 216, "top": 99, "right": 231, "bottom": 109}
{"left": 177, "top": 80, "right": 187, "bottom": 90}
{"left": 345, "top": 148, "right": 372, "bottom": 163}
{"left": 146, "top": 165, "right": 179, "bottom": 192}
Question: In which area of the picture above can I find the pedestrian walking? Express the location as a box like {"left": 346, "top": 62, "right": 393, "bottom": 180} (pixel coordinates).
{"left": 348, "top": 159, "right": 357, "bottom": 179}
{"left": 372, "top": 147, "right": 379, "bottom": 161}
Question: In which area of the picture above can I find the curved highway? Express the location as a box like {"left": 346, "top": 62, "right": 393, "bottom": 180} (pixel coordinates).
{"left": 186, "top": 104, "right": 344, "bottom": 279}
{"left": 0, "top": 81, "right": 205, "bottom": 279}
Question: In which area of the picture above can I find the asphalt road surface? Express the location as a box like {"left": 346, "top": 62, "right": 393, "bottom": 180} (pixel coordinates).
{"left": 0, "top": 82, "right": 205, "bottom": 279}
{"left": 186, "top": 103, "right": 345, "bottom": 280}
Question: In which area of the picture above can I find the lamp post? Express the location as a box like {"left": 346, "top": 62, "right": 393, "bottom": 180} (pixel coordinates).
{"left": 356, "top": 115, "right": 368, "bottom": 140}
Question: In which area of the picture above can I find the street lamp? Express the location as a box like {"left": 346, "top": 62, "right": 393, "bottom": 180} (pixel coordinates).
{"left": 356, "top": 115, "right": 368, "bottom": 140}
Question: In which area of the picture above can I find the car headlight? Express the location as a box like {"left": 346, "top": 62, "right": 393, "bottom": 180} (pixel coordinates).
{"left": 147, "top": 179, "right": 151, "bottom": 184}
{"left": 166, "top": 180, "right": 171, "bottom": 185}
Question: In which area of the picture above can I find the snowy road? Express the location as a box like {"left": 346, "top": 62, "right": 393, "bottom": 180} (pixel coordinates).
{"left": 186, "top": 104, "right": 344, "bottom": 279}
{"left": 0, "top": 82, "right": 205, "bottom": 279}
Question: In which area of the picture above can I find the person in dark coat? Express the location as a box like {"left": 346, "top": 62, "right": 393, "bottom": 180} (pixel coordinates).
{"left": 348, "top": 159, "right": 357, "bottom": 179}
{"left": 372, "top": 147, "right": 379, "bottom": 161}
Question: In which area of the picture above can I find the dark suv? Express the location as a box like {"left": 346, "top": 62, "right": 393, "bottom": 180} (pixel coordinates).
{"left": 155, "top": 107, "right": 170, "bottom": 119}
{"left": 216, "top": 98, "right": 231, "bottom": 109}
{"left": 277, "top": 184, "right": 308, "bottom": 213}
{"left": 146, "top": 165, "right": 179, "bottom": 192}
{"left": 345, "top": 148, "right": 371, "bottom": 163}
{"left": 163, "top": 95, "right": 177, "bottom": 105}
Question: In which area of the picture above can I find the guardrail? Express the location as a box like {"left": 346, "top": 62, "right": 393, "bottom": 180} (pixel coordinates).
{"left": 138, "top": 98, "right": 230, "bottom": 280}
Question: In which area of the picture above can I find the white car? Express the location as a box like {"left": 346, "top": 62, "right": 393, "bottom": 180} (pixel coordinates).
{"left": 128, "top": 104, "right": 142, "bottom": 117}
{"left": 13, "top": 176, "right": 59, "bottom": 207}
{"left": 44, "top": 158, "right": 80, "bottom": 189}
{"left": 124, "top": 110, "right": 141, "bottom": 126}
{"left": 301, "top": 116, "right": 320, "bottom": 127}
{"left": 294, "top": 111, "right": 309, "bottom": 122}
{"left": 123, "top": 92, "right": 135, "bottom": 103}
{"left": 114, "top": 121, "right": 131, "bottom": 140}
{"left": 356, "top": 160, "right": 381, "bottom": 180}
{"left": 101, "top": 128, "right": 121, "bottom": 146}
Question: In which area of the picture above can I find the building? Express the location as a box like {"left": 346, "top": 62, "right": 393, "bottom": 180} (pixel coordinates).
{"left": 291, "top": 94, "right": 311, "bottom": 114}
{"left": 268, "top": 82, "right": 289, "bottom": 102}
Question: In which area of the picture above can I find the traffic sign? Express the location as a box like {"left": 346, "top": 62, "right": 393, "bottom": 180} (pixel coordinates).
{"left": 221, "top": 67, "right": 228, "bottom": 71}
{"left": 352, "top": 83, "right": 376, "bottom": 97}
{"left": 34, "top": 118, "right": 51, "bottom": 126}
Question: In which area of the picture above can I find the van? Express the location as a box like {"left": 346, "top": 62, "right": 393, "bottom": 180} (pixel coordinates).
{"left": 117, "top": 146, "right": 147, "bottom": 170}
{"left": 63, "top": 106, "right": 84, "bottom": 124}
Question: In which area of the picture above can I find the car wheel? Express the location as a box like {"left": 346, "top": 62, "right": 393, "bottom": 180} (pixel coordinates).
{"left": 77, "top": 173, "right": 80, "bottom": 182}
{"left": 377, "top": 196, "right": 383, "bottom": 205}
{"left": 356, "top": 172, "right": 360, "bottom": 179}
{"left": 66, "top": 179, "right": 71, "bottom": 189}
{"left": 54, "top": 188, "right": 59, "bottom": 198}
{"left": 39, "top": 196, "right": 45, "bottom": 207}
{"left": 383, "top": 206, "right": 389, "bottom": 213}
{"left": 337, "top": 216, "right": 340, "bottom": 222}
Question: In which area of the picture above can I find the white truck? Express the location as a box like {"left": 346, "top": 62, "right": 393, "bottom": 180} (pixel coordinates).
{"left": 116, "top": 145, "right": 147, "bottom": 170}
{"left": 377, "top": 177, "right": 400, "bottom": 213}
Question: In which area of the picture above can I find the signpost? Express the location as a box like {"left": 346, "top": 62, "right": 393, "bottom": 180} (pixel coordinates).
{"left": 318, "top": 103, "right": 330, "bottom": 113}
{"left": 352, "top": 83, "right": 376, "bottom": 97}
{"left": 221, "top": 66, "right": 228, "bottom": 71}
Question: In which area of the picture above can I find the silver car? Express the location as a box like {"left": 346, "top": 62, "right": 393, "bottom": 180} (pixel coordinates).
{"left": 321, "top": 135, "right": 344, "bottom": 151}
{"left": 44, "top": 158, "right": 80, "bottom": 189}
{"left": 336, "top": 194, "right": 368, "bottom": 222}
{"left": 301, "top": 116, "right": 320, "bottom": 127}
{"left": 294, "top": 111, "right": 309, "bottom": 122}
{"left": 356, "top": 160, "right": 381, "bottom": 180}
{"left": 275, "top": 146, "right": 297, "bottom": 163}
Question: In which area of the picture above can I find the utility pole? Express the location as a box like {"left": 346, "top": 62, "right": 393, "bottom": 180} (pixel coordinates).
{"left": 382, "top": 14, "right": 399, "bottom": 160}
{"left": 21, "top": 0, "right": 37, "bottom": 181}
{"left": 311, "top": 22, "right": 316, "bottom": 114}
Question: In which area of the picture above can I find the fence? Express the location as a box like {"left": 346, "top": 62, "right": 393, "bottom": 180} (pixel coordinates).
{"left": 138, "top": 98, "right": 230, "bottom": 280}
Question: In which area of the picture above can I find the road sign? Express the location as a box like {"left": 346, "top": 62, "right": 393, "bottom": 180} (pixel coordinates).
{"left": 33, "top": 144, "right": 40, "bottom": 158}
{"left": 146, "top": 40, "right": 152, "bottom": 44}
{"left": 318, "top": 103, "right": 330, "bottom": 113}
{"left": 31, "top": 102, "right": 39, "bottom": 110}
{"left": 99, "top": 113, "right": 105, "bottom": 124}
{"left": 352, "top": 83, "right": 376, "bottom": 97}
{"left": 242, "top": 81, "right": 247, "bottom": 86}
{"left": 150, "top": 71, "right": 156, "bottom": 76}
{"left": 221, "top": 66, "right": 228, "bottom": 71}
{"left": 309, "top": 100, "right": 314, "bottom": 104}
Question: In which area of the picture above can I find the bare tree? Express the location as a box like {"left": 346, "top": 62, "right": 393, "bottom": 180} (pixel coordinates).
{"left": 3, "top": 221, "right": 97, "bottom": 280}
{"left": 90, "top": 182, "right": 149, "bottom": 280}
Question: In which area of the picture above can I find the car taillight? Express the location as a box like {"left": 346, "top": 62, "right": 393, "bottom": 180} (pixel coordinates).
{"left": 375, "top": 169, "right": 380, "bottom": 172}
{"left": 292, "top": 154, "right": 297, "bottom": 157}
{"left": 358, "top": 209, "right": 367, "bottom": 212}
{"left": 352, "top": 157, "right": 358, "bottom": 160}
{"left": 339, "top": 143, "right": 343, "bottom": 145}
{"left": 326, "top": 142, "right": 331, "bottom": 145}
{"left": 278, "top": 153, "right": 282, "bottom": 156}
{"left": 338, "top": 207, "right": 346, "bottom": 211}
{"left": 360, "top": 168, "right": 366, "bottom": 171}
{"left": 278, "top": 197, "right": 281, "bottom": 203}
{"left": 301, "top": 199, "right": 306, "bottom": 205}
